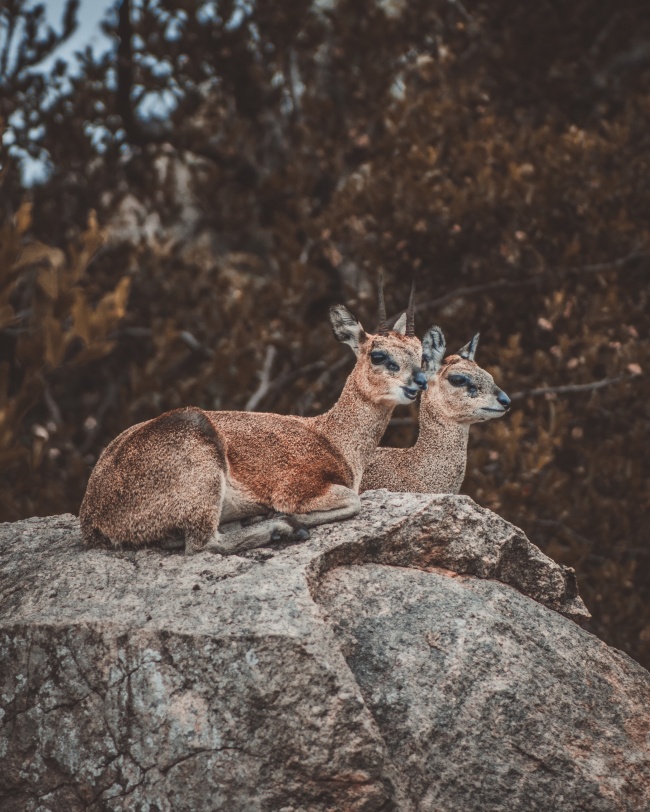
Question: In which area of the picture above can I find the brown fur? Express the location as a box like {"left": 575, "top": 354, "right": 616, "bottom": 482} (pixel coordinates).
{"left": 80, "top": 306, "right": 424, "bottom": 554}
{"left": 361, "top": 331, "right": 510, "bottom": 495}
{"left": 81, "top": 408, "right": 227, "bottom": 549}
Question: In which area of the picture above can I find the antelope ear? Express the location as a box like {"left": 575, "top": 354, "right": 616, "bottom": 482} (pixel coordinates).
{"left": 458, "top": 333, "right": 479, "bottom": 361}
{"left": 392, "top": 313, "right": 407, "bottom": 335}
{"left": 329, "top": 305, "right": 367, "bottom": 357}
{"left": 422, "top": 325, "right": 446, "bottom": 378}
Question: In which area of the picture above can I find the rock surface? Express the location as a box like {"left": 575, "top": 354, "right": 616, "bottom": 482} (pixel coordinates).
{"left": 0, "top": 491, "right": 648, "bottom": 812}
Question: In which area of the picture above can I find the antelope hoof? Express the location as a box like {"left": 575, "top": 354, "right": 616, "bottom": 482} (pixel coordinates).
{"left": 293, "top": 527, "right": 310, "bottom": 542}
{"left": 269, "top": 519, "right": 295, "bottom": 543}
{"left": 184, "top": 545, "right": 204, "bottom": 557}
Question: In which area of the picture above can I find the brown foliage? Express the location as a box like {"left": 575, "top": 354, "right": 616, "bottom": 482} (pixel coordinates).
{"left": 1, "top": 0, "right": 649, "bottom": 667}
{"left": 0, "top": 200, "right": 130, "bottom": 516}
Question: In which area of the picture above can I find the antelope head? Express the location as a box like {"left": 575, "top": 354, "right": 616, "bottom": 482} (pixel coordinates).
{"left": 421, "top": 327, "right": 511, "bottom": 423}
{"left": 329, "top": 280, "right": 427, "bottom": 406}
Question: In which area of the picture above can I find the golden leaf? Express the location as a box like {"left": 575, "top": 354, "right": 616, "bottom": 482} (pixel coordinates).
{"left": 71, "top": 208, "right": 107, "bottom": 279}
{"left": 95, "top": 276, "right": 131, "bottom": 329}
{"left": 14, "top": 242, "right": 65, "bottom": 274}
{"left": 14, "top": 201, "right": 32, "bottom": 236}
{"left": 71, "top": 290, "right": 92, "bottom": 345}
{"left": 42, "top": 314, "right": 64, "bottom": 367}
{"left": 37, "top": 267, "right": 58, "bottom": 299}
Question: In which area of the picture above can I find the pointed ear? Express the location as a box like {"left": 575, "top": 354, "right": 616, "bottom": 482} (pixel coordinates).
{"left": 329, "top": 305, "right": 367, "bottom": 357}
{"left": 421, "top": 325, "right": 446, "bottom": 378}
{"left": 458, "top": 333, "right": 480, "bottom": 361}
{"left": 392, "top": 313, "right": 407, "bottom": 335}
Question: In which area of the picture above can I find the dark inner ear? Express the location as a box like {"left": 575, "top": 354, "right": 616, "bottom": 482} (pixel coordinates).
{"left": 329, "top": 304, "right": 367, "bottom": 356}
{"left": 422, "top": 325, "right": 446, "bottom": 376}
{"left": 458, "top": 333, "right": 479, "bottom": 361}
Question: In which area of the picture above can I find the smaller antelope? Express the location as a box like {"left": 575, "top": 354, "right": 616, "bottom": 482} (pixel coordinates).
{"left": 360, "top": 327, "right": 510, "bottom": 494}
{"left": 80, "top": 285, "right": 427, "bottom": 555}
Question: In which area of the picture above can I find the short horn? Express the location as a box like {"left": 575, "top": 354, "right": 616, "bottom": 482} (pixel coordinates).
{"left": 405, "top": 279, "right": 416, "bottom": 337}
{"left": 377, "top": 271, "right": 389, "bottom": 336}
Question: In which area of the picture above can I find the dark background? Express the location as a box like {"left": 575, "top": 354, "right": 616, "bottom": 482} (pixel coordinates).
{"left": 1, "top": 0, "right": 648, "bottom": 666}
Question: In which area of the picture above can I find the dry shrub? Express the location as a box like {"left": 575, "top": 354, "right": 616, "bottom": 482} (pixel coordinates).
{"left": 0, "top": 200, "right": 130, "bottom": 518}
{"left": 1, "top": 0, "right": 649, "bottom": 668}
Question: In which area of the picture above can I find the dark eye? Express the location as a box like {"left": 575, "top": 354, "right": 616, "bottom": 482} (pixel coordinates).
{"left": 387, "top": 361, "right": 400, "bottom": 372}
{"left": 448, "top": 374, "right": 468, "bottom": 387}
{"left": 370, "top": 351, "right": 388, "bottom": 365}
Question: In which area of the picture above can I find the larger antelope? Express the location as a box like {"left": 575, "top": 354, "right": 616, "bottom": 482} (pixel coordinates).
{"left": 80, "top": 286, "right": 426, "bottom": 555}
{"left": 361, "top": 327, "right": 510, "bottom": 494}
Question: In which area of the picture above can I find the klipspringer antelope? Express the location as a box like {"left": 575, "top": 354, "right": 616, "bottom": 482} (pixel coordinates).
{"left": 360, "top": 327, "right": 510, "bottom": 494}
{"left": 80, "top": 286, "right": 426, "bottom": 555}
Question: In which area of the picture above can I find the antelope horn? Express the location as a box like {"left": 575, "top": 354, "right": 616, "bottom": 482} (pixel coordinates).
{"left": 405, "top": 279, "right": 416, "bottom": 337}
{"left": 377, "top": 271, "right": 389, "bottom": 335}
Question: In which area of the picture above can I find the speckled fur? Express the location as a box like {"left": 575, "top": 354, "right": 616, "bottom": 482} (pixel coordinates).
{"left": 361, "top": 330, "right": 509, "bottom": 495}
{"left": 80, "top": 306, "right": 423, "bottom": 553}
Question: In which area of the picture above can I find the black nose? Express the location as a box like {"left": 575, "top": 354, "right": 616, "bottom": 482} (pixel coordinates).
{"left": 497, "top": 391, "right": 511, "bottom": 409}
{"left": 413, "top": 371, "right": 428, "bottom": 391}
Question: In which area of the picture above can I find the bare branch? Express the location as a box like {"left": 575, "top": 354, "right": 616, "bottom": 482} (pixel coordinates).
{"left": 388, "top": 278, "right": 539, "bottom": 323}
{"left": 387, "top": 251, "right": 649, "bottom": 324}
{"left": 116, "top": 0, "right": 144, "bottom": 145}
{"left": 566, "top": 251, "right": 649, "bottom": 275}
{"left": 447, "top": 0, "right": 474, "bottom": 24}
{"left": 510, "top": 373, "right": 640, "bottom": 401}
{"left": 387, "top": 372, "right": 642, "bottom": 423}
{"left": 81, "top": 378, "right": 119, "bottom": 454}
{"left": 245, "top": 346, "right": 278, "bottom": 411}
{"left": 42, "top": 379, "right": 63, "bottom": 428}
{"left": 534, "top": 518, "right": 594, "bottom": 548}
{"left": 294, "top": 354, "right": 350, "bottom": 415}
{"left": 178, "top": 329, "right": 212, "bottom": 357}
{"left": 246, "top": 353, "right": 329, "bottom": 413}
{"left": 0, "top": 8, "right": 17, "bottom": 80}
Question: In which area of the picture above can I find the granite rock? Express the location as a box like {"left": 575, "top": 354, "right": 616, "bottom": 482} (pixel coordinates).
{"left": 0, "top": 491, "right": 647, "bottom": 812}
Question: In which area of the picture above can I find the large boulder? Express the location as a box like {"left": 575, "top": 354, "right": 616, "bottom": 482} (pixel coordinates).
{"left": 0, "top": 491, "right": 648, "bottom": 812}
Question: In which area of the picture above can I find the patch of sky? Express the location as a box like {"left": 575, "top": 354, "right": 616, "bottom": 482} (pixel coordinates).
{"left": 138, "top": 53, "right": 174, "bottom": 79}
{"left": 5, "top": 0, "right": 113, "bottom": 184}
{"left": 197, "top": 2, "right": 221, "bottom": 25}
{"left": 390, "top": 76, "right": 406, "bottom": 101}
{"left": 84, "top": 121, "right": 112, "bottom": 154}
{"left": 136, "top": 87, "right": 179, "bottom": 121}
{"left": 150, "top": 2, "right": 188, "bottom": 42}
{"left": 313, "top": 0, "right": 337, "bottom": 12}
{"left": 225, "top": 0, "right": 255, "bottom": 32}
{"left": 248, "top": 20, "right": 260, "bottom": 47}
{"left": 38, "top": 0, "right": 113, "bottom": 75}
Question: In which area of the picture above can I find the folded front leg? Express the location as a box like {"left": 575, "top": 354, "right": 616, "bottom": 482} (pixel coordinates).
{"left": 288, "top": 484, "right": 361, "bottom": 529}
{"left": 188, "top": 515, "right": 297, "bottom": 556}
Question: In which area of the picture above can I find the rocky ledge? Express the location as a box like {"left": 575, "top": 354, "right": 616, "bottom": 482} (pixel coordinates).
{"left": 1, "top": 492, "right": 648, "bottom": 812}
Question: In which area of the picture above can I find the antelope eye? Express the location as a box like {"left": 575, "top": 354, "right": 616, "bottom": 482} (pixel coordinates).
{"left": 387, "top": 361, "right": 400, "bottom": 372}
{"left": 448, "top": 374, "right": 468, "bottom": 387}
{"left": 370, "top": 351, "right": 388, "bottom": 365}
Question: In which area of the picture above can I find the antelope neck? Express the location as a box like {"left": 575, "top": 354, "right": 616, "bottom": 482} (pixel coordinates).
{"left": 416, "top": 401, "right": 470, "bottom": 450}
{"left": 312, "top": 372, "right": 394, "bottom": 481}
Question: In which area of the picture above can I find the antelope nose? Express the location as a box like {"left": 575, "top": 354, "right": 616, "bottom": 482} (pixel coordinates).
{"left": 497, "top": 391, "right": 511, "bottom": 410}
{"left": 413, "top": 371, "right": 428, "bottom": 391}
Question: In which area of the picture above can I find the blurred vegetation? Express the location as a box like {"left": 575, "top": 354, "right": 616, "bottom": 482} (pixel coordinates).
{"left": 0, "top": 0, "right": 648, "bottom": 667}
